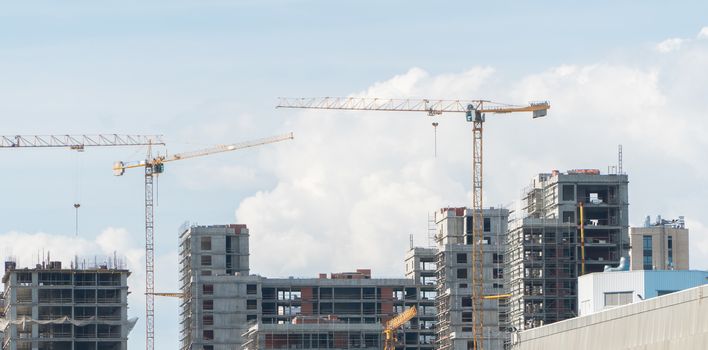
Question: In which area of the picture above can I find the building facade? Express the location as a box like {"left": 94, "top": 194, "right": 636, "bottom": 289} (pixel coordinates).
{"left": 630, "top": 216, "right": 689, "bottom": 271}
{"left": 432, "top": 207, "right": 509, "bottom": 350}
{"left": 179, "top": 224, "right": 436, "bottom": 350}
{"left": 508, "top": 170, "right": 629, "bottom": 331}
{"left": 1, "top": 260, "right": 131, "bottom": 350}
{"left": 577, "top": 269, "right": 708, "bottom": 316}
{"left": 179, "top": 224, "right": 251, "bottom": 350}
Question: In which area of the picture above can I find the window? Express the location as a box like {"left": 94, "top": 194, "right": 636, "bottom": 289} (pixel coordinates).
{"left": 247, "top": 284, "right": 257, "bottom": 295}
{"left": 493, "top": 268, "right": 503, "bottom": 279}
{"left": 462, "top": 297, "right": 472, "bottom": 307}
{"left": 203, "top": 284, "right": 214, "bottom": 295}
{"left": 643, "top": 235, "right": 653, "bottom": 270}
{"left": 457, "top": 253, "right": 467, "bottom": 263}
{"left": 203, "top": 330, "right": 214, "bottom": 340}
{"left": 247, "top": 299, "right": 257, "bottom": 310}
{"left": 562, "top": 211, "right": 574, "bottom": 224}
{"left": 493, "top": 253, "right": 503, "bottom": 264}
{"left": 457, "top": 268, "right": 467, "bottom": 279}
{"left": 461, "top": 311, "right": 473, "bottom": 322}
{"left": 667, "top": 236, "right": 673, "bottom": 268}
{"left": 421, "top": 290, "right": 437, "bottom": 300}
{"left": 246, "top": 314, "right": 257, "bottom": 322}
{"left": 562, "top": 185, "right": 575, "bottom": 201}
{"left": 201, "top": 270, "right": 212, "bottom": 276}
{"left": 201, "top": 255, "right": 212, "bottom": 266}
{"left": 202, "top": 300, "right": 213, "bottom": 310}
{"left": 200, "top": 237, "right": 212, "bottom": 251}
{"left": 483, "top": 218, "right": 491, "bottom": 232}
{"left": 604, "top": 292, "right": 632, "bottom": 307}
{"left": 203, "top": 314, "right": 214, "bottom": 326}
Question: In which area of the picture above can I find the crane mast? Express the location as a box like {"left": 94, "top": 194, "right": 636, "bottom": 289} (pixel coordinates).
{"left": 114, "top": 132, "right": 293, "bottom": 350}
{"left": 278, "top": 97, "right": 548, "bottom": 350}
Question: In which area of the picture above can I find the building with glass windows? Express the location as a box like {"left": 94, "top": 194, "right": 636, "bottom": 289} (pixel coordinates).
{"left": 629, "top": 216, "right": 689, "bottom": 270}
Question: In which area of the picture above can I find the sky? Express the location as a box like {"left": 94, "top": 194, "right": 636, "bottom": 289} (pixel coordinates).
{"left": 1, "top": 1, "right": 708, "bottom": 349}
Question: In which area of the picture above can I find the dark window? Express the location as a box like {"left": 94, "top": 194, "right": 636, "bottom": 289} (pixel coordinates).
{"left": 668, "top": 236, "right": 673, "bottom": 267}
{"left": 203, "top": 300, "right": 213, "bottom": 310}
{"left": 457, "top": 253, "right": 467, "bottom": 263}
{"left": 493, "top": 268, "right": 503, "bottom": 279}
{"left": 457, "top": 268, "right": 467, "bottom": 279}
{"left": 461, "top": 311, "right": 473, "bottom": 322}
{"left": 643, "top": 235, "right": 653, "bottom": 270}
{"left": 493, "top": 253, "right": 504, "bottom": 264}
{"left": 201, "top": 270, "right": 212, "bottom": 276}
{"left": 200, "top": 237, "right": 212, "bottom": 251}
{"left": 246, "top": 314, "right": 257, "bottom": 322}
{"left": 562, "top": 211, "right": 574, "bottom": 224}
{"left": 203, "top": 284, "right": 214, "bottom": 295}
{"left": 203, "top": 314, "right": 213, "bottom": 325}
{"left": 562, "top": 185, "right": 575, "bottom": 201}
{"left": 462, "top": 297, "right": 472, "bottom": 307}
{"left": 203, "top": 330, "right": 214, "bottom": 340}
{"left": 201, "top": 255, "right": 212, "bottom": 266}
{"left": 247, "top": 299, "right": 257, "bottom": 310}
{"left": 247, "top": 284, "right": 257, "bottom": 295}
{"left": 483, "top": 218, "right": 491, "bottom": 232}
{"left": 204, "top": 346, "right": 214, "bottom": 350}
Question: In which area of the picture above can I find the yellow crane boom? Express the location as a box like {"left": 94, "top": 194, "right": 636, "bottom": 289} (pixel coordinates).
{"left": 114, "top": 132, "right": 293, "bottom": 350}
{"left": 278, "top": 96, "right": 549, "bottom": 350}
{"left": 383, "top": 306, "right": 417, "bottom": 350}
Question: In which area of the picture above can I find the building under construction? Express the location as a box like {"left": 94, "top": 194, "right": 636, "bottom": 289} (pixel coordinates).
{"left": 507, "top": 170, "right": 629, "bottom": 331}
{"left": 430, "top": 207, "right": 510, "bottom": 350}
{"left": 178, "top": 224, "right": 436, "bottom": 350}
{"left": 1, "top": 258, "right": 133, "bottom": 350}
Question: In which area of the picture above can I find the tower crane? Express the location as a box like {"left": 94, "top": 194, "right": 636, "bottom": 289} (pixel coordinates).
{"left": 0, "top": 134, "right": 164, "bottom": 235}
{"left": 113, "top": 132, "right": 294, "bottom": 350}
{"left": 277, "top": 97, "right": 549, "bottom": 350}
{"left": 383, "top": 306, "right": 417, "bottom": 350}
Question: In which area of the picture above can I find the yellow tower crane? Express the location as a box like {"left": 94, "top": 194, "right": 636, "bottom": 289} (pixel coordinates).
{"left": 277, "top": 97, "right": 549, "bottom": 350}
{"left": 383, "top": 306, "right": 417, "bottom": 350}
{"left": 113, "top": 132, "right": 294, "bottom": 350}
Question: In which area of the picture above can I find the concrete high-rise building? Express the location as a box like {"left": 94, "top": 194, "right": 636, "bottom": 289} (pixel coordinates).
{"left": 179, "top": 224, "right": 251, "bottom": 350}
{"left": 179, "top": 224, "right": 436, "bottom": 350}
{"left": 1, "top": 259, "right": 132, "bottom": 350}
{"left": 630, "top": 216, "right": 689, "bottom": 271}
{"left": 507, "top": 169, "right": 629, "bottom": 331}
{"left": 432, "top": 207, "right": 510, "bottom": 350}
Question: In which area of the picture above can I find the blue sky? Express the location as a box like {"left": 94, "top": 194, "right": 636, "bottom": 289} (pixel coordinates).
{"left": 2, "top": 1, "right": 708, "bottom": 349}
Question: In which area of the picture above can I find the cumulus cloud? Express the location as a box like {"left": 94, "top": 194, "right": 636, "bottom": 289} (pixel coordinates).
{"left": 655, "top": 38, "right": 685, "bottom": 53}
{"left": 698, "top": 27, "right": 708, "bottom": 39}
{"left": 236, "top": 31, "right": 708, "bottom": 277}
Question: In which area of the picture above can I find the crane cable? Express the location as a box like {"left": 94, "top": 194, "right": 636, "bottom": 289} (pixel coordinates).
{"left": 73, "top": 150, "right": 83, "bottom": 236}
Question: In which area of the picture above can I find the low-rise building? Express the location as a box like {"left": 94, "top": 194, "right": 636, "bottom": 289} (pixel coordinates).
{"left": 511, "top": 284, "right": 708, "bottom": 350}
{"left": 630, "top": 216, "right": 689, "bottom": 270}
{"left": 577, "top": 269, "right": 708, "bottom": 316}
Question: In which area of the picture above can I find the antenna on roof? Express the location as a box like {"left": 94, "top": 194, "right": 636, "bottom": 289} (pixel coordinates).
{"left": 618, "top": 144, "right": 623, "bottom": 174}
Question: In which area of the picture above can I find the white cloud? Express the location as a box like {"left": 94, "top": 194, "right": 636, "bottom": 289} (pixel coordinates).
{"left": 236, "top": 33, "right": 708, "bottom": 277}
{"left": 655, "top": 38, "right": 685, "bottom": 53}
{"left": 698, "top": 27, "right": 708, "bottom": 39}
